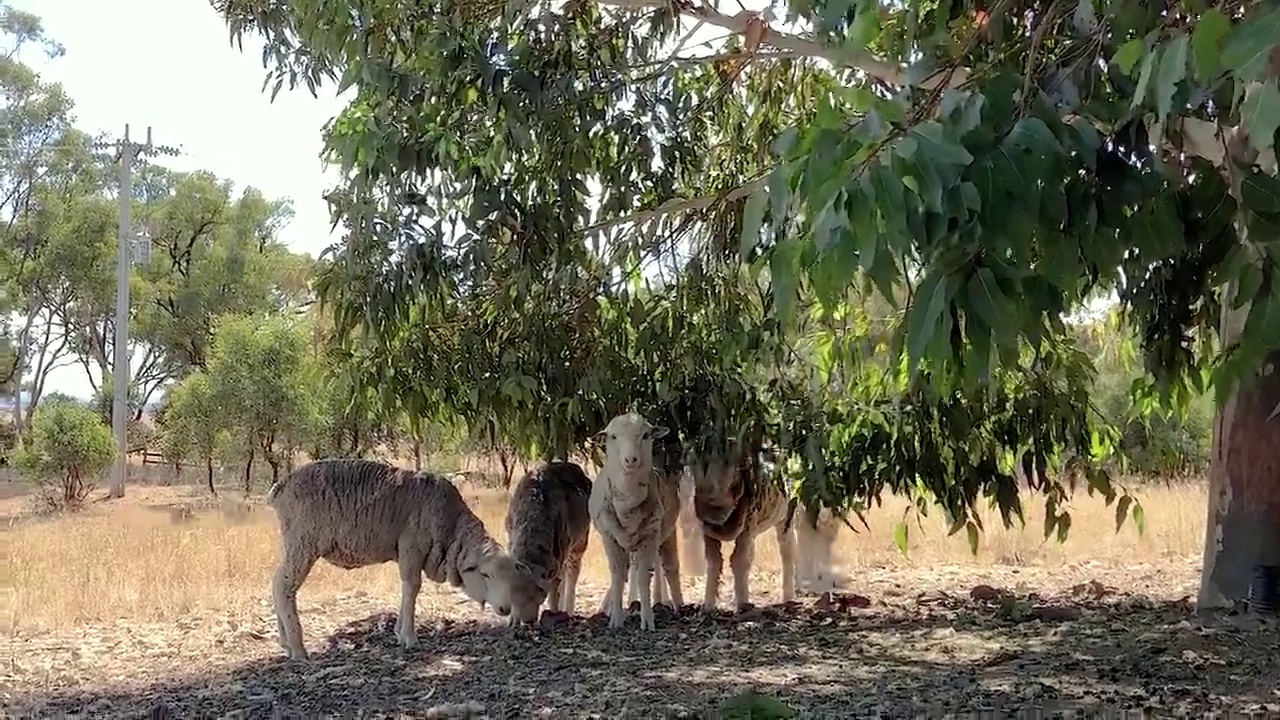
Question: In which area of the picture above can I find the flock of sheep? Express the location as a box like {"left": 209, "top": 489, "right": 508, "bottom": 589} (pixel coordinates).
{"left": 267, "top": 411, "right": 843, "bottom": 661}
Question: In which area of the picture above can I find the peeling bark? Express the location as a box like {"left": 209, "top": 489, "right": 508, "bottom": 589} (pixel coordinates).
{"left": 1198, "top": 353, "right": 1280, "bottom": 608}
{"left": 1199, "top": 123, "right": 1280, "bottom": 609}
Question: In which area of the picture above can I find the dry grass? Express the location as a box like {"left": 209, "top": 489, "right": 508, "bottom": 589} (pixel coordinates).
{"left": 2, "top": 469, "right": 1207, "bottom": 632}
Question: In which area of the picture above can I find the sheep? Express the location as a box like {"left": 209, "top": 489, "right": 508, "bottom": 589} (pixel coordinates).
{"left": 793, "top": 504, "right": 842, "bottom": 593}
{"left": 267, "top": 458, "right": 534, "bottom": 660}
{"left": 687, "top": 441, "right": 797, "bottom": 612}
{"left": 502, "top": 461, "right": 593, "bottom": 624}
{"left": 621, "top": 430, "right": 687, "bottom": 610}
{"left": 588, "top": 412, "right": 682, "bottom": 630}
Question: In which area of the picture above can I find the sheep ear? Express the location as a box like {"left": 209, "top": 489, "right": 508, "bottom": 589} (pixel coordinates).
{"left": 651, "top": 425, "right": 670, "bottom": 440}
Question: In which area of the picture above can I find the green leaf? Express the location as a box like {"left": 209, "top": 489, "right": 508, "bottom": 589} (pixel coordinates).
{"left": 966, "top": 267, "right": 1012, "bottom": 341}
{"left": 1114, "top": 494, "right": 1133, "bottom": 532}
{"left": 1055, "top": 511, "right": 1072, "bottom": 543}
{"left": 1241, "top": 170, "right": 1280, "bottom": 214}
{"left": 770, "top": 237, "right": 803, "bottom": 326}
{"left": 1131, "top": 500, "right": 1146, "bottom": 536}
{"left": 739, "top": 187, "right": 768, "bottom": 259}
{"left": 909, "top": 121, "right": 974, "bottom": 166}
{"left": 720, "top": 692, "right": 799, "bottom": 720}
{"left": 1221, "top": 5, "right": 1280, "bottom": 82}
{"left": 848, "top": 4, "right": 881, "bottom": 50}
{"left": 965, "top": 520, "right": 980, "bottom": 556}
{"left": 1191, "top": 8, "right": 1231, "bottom": 81}
{"left": 1240, "top": 82, "right": 1280, "bottom": 158}
{"left": 1233, "top": 262, "right": 1264, "bottom": 310}
{"left": 1130, "top": 49, "right": 1157, "bottom": 110}
{"left": 1112, "top": 38, "right": 1144, "bottom": 76}
{"left": 893, "top": 519, "right": 909, "bottom": 555}
{"left": 905, "top": 271, "right": 953, "bottom": 373}
{"left": 1004, "top": 117, "right": 1063, "bottom": 156}
{"left": 1154, "top": 34, "right": 1188, "bottom": 120}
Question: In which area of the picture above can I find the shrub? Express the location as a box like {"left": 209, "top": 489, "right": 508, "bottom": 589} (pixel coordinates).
{"left": 16, "top": 399, "right": 116, "bottom": 508}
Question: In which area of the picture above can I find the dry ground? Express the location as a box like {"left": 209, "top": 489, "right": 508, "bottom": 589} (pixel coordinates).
{"left": 3, "top": 470, "right": 1279, "bottom": 718}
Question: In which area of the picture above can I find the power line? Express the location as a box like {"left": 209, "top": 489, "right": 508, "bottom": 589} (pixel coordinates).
{"left": 102, "top": 124, "right": 180, "bottom": 500}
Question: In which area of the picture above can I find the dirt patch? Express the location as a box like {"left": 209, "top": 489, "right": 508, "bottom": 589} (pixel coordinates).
{"left": 7, "top": 569, "right": 1280, "bottom": 718}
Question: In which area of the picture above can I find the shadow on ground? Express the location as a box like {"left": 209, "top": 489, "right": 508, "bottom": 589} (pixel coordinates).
{"left": 11, "top": 589, "right": 1280, "bottom": 718}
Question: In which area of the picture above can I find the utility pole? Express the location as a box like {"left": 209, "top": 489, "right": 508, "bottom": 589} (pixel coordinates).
{"left": 103, "top": 125, "right": 180, "bottom": 499}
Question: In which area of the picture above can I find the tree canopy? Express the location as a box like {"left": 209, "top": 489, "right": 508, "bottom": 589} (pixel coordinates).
{"left": 0, "top": 3, "right": 317, "bottom": 438}
{"left": 213, "top": 0, "right": 1280, "bottom": 541}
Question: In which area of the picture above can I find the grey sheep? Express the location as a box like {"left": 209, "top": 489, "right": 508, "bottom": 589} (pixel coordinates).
{"left": 688, "top": 441, "right": 797, "bottom": 611}
{"left": 267, "top": 458, "right": 534, "bottom": 660}
{"left": 589, "top": 412, "right": 682, "bottom": 630}
{"left": 503, "top": 461, "right": 593, "bottom": 624}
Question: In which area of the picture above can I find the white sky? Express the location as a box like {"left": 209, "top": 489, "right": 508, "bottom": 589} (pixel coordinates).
{"left": 16, "top": 0, "right": 351, "bottom": 399}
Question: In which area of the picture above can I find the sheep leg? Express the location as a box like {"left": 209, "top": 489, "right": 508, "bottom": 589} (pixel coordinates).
{"left": 272, "top": 546, "right": 317, "bottom": 661}
{"left": 775, "top": 521, "right": 796, "bottom": 603}
{"left": 702, "top": 534, "right": 724, "bottom": 612}
{"left": 658, "top": 530, "right": 683, "bottom": 610}
{"left": 794, "top": 522, "right": 812, "bottom": 589}
{"left": 562, "top": 554, "right": 582, "bottom": 616}
{"left": 729, "top": 533, "right": 756, "bottom": 612}
{"left": 600, "top": 533, "right": 631, "bottom": 629}
{"left": 679, "top": 480, "right": 705, "bottom": 576}
{"left": 636, "top": 543, "right": 659, "bottom": 631}
{"left": 651, "top": 556, "right": 669, "bottom": 607}
{"left": 547, "top": 571, "right": 564, "bottom": 614}
{"left": 394, "top": 550, "right": 424, "bottom": 649}
{"left": 816, "top": 522, "right": 837, "bottom": 591}
{"left": 629, "top": 556, "right": 666, "bottom": 607}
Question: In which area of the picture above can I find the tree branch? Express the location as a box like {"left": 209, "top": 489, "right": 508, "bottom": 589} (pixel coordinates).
{"left": 597, "top": 0, "right": 1259, "bottom": 170}
{"left": 582, "top": 170, "right": 768, "bottom": 238}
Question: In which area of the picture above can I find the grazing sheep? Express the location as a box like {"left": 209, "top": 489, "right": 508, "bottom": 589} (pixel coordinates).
{"left": 503, "top": 461, "right": 593, "bottom": 623}
{"left": 688, "top": 442, "right": 797, "bottom": 611}
{"left": 794, "top": 504, "right": 842, "bottom": 593}
{"left": 589, "top": 412, "right": 682, "bottom": 630}
{"left": 267, "top": 458, "right": 532, "bottom": 660}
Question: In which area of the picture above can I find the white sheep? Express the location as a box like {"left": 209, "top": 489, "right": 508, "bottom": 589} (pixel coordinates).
{"left": 588, "top": 412, "right": 682, "bottom": 630}
{"left": 688, "top": 442, "right": 796, "bottom": 611}
{"left": 267, "top": 458, "right": 534, "bottom": 660}
{"left": 503, "top": 461, "right": 593, "bottom": 623}
{"left": 794, "top": 504, "right": 842, "bottom": 593}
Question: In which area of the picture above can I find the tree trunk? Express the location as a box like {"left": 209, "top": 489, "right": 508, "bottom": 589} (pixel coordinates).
{"left": 242, "top": 448, "right": 254, "bottom": 494}
{"left": 1197, "top": 350, "right": 1280, "bottom": 608}
{"left": 412, "top": 438, "right": 422, "bottom": 471}
{"left": 1199, "top": 128, "right": 1280, "bottom": 609}
{"left": 206, "top": 456, "right": 216, "bottom": 496}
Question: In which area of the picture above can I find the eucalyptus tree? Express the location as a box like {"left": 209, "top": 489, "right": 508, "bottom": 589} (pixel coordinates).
{"left": 218, "top": 0, "right": 1280, "bottom": 608}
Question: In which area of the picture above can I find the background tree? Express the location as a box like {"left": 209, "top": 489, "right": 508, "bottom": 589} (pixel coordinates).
{"left": 220, "top": 0, "right": 1280, "bottom": 610}
{"left": 15, "top": 395, "right": 115, "bottom": 507}
{"left": 203, "top": 312, "right": 322, "bottom": 490}
{"left": 156, "top": 371, "right": 225, "bottom": 494}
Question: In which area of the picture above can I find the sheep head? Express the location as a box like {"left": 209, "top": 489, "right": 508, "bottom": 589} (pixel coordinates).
{"left": 687, "top": 445, "right": 750, "bottom": 526}
{"left": 460, "top": 553, "right": 524, "bottom": 618}
{"left": 594, "top": 412, "right": 669, "bottom": 478}
{"left": 508, "top": 561, "right": 553, "bottom": 624}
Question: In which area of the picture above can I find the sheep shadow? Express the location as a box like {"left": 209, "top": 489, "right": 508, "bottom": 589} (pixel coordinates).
{"left": 12, "top": 594, "right": 1280, "bottom": 718}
